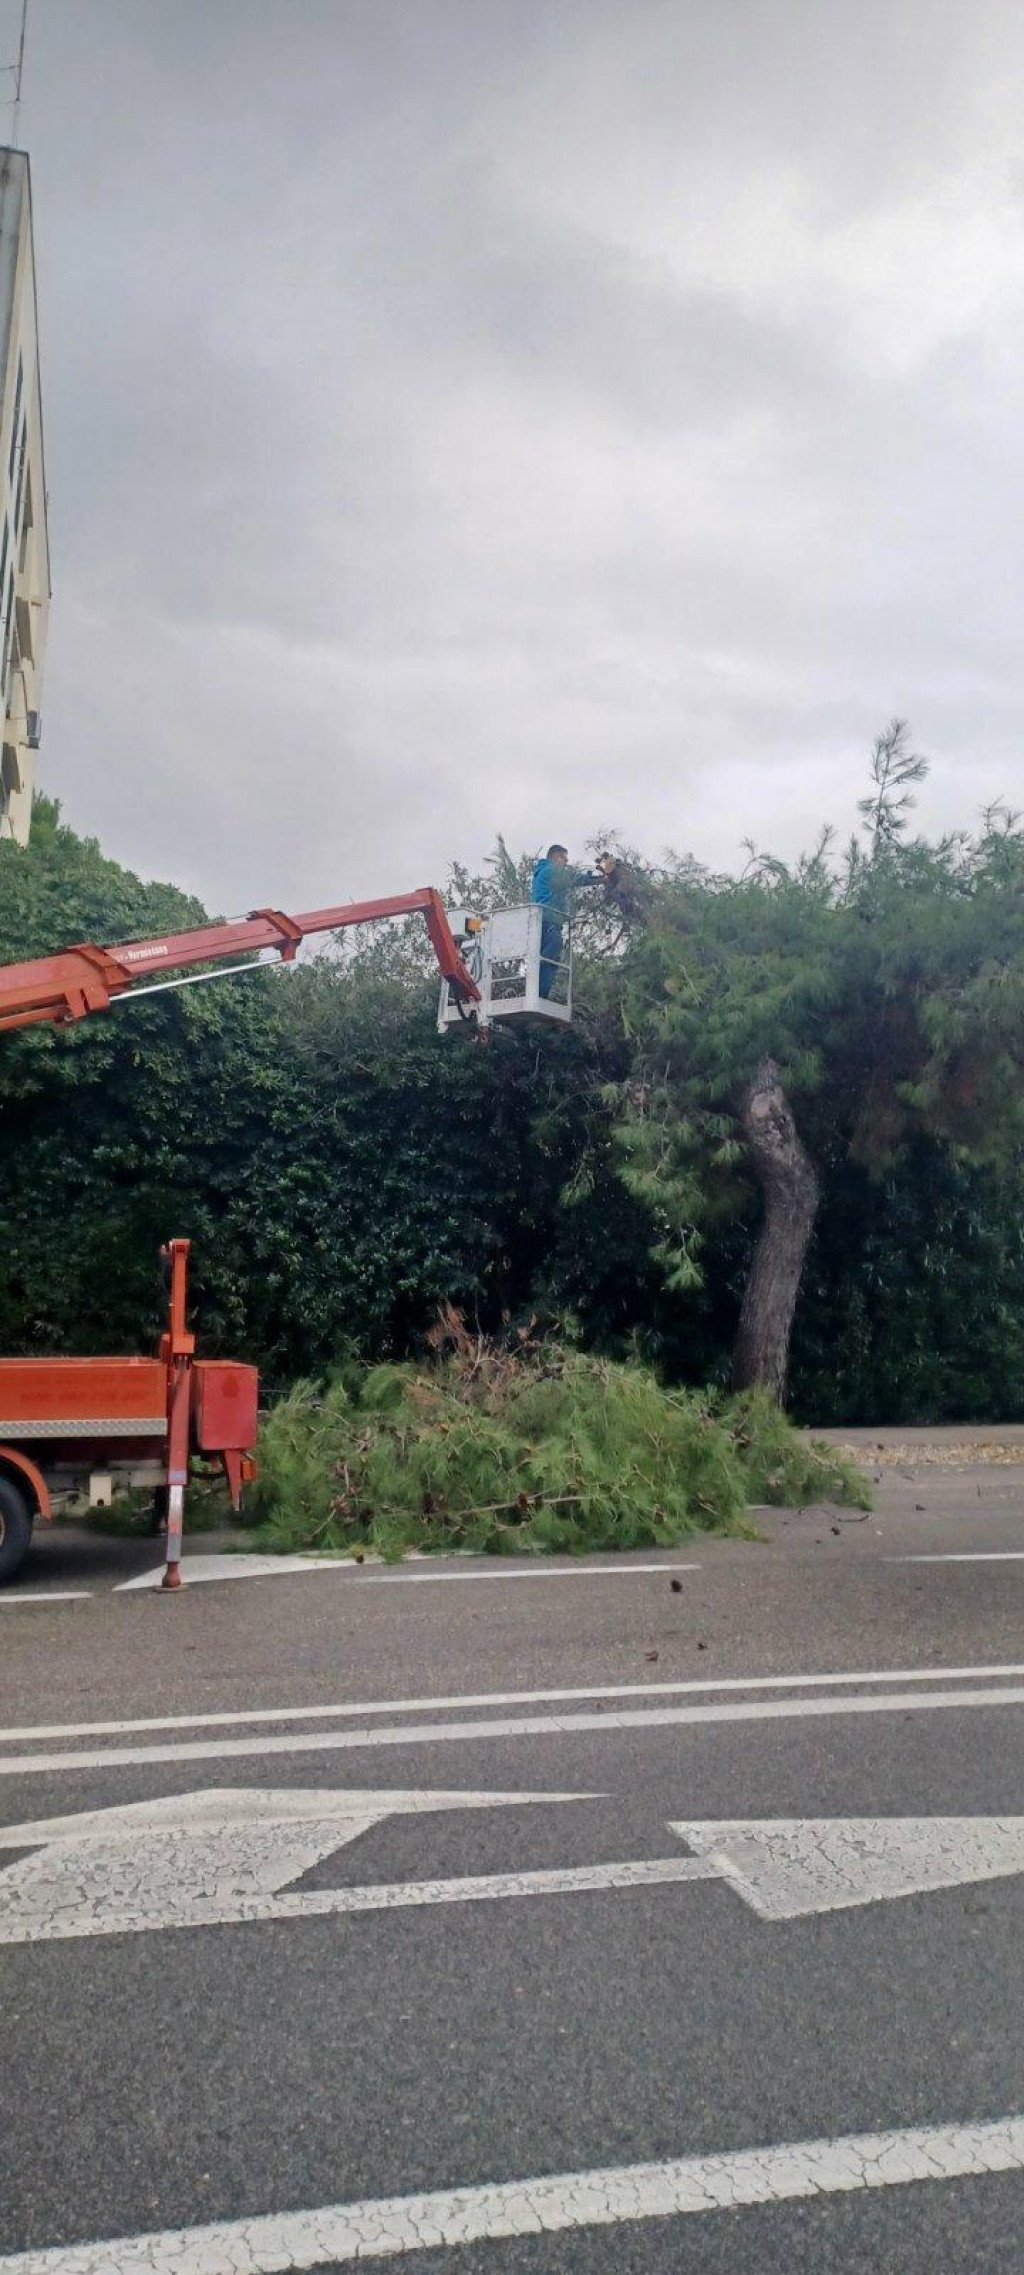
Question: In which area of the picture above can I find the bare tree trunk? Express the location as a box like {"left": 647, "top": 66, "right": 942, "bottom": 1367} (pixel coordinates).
{"left": 732, "top": 1057, "right": 819, "bottom": 1400}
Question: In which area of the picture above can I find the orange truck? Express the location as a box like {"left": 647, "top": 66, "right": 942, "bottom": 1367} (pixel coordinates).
{"left": 0, "top": 1239, "right": 257, "bottom": 1590}
{"left": 0, "top": 886, "right": 480, "bottom": 1589}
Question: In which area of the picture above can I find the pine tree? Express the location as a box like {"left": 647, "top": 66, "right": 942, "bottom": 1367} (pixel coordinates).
{"left": 608, "top": 738, "right": 1024, "bottom": 1398}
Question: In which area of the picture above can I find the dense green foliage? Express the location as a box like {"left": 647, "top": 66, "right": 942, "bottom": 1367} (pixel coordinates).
{"left": 790, "top": 1144, "right": 1024, "bottom": 1423}
{"left": 248, "top": 1331, "right": 867, "bottom": 1559}
{"left": 1, "top": 763, "right": 1023, "bottom": 1423}
{"left": 0, "top": 806, "right": 574, "bottom": 1376}
{"left": 598, "top": 728, "right": 1024, "bottom": 1398}
{"left": 607, "top": 736, "right": 1024, "bottom": 1302}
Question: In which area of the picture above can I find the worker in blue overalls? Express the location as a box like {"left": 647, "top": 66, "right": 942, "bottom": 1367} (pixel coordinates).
{"left": 531, "top": 844, "right": 608, "bottom": 999}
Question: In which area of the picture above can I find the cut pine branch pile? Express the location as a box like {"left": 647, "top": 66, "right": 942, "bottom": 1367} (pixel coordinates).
{"left": 249, "top": 1317, "right": 869, "bottom": 1560}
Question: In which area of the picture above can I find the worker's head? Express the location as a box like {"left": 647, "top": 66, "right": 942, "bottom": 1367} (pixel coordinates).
{"left": 596, "top": 851, "right": 617, "bottom": 878}
{"left": 546, "top": 843, "right": 569, "bottom": 865}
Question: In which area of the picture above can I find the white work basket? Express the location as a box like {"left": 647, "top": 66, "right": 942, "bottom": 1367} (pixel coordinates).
{"left": 438, "top": 904, "right": 573, "bottom": 1030}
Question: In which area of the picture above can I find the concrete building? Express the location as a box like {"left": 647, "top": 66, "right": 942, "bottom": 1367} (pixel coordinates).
{"left": 0, "top": 148, "right": 49, "bottom": 845}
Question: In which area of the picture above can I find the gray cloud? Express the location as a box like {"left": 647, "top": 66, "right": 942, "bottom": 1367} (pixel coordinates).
{"left": 10, "top": 0, "right": 1023, "bottom": 915}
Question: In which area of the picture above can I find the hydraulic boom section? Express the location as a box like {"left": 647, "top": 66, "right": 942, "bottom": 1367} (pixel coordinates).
{"left": 0, "top": 887, "right": 480, "bottom": 1034}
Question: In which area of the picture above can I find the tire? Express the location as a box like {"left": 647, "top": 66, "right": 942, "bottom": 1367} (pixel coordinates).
{"left": 0, "top": 1473, "right": 33, "bottom": 1584}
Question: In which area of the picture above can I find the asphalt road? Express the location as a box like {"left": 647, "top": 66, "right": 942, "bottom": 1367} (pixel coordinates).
{"left": 2, "top": 1464, "right": 1024, "bottom": 2272}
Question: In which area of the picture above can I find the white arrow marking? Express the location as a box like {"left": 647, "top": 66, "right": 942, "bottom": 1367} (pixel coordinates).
{"left": 671, "top": 1816, "right": 1024, "bottom": 1917}
{"left": 0, "top": 1786, "right": 596, "bottom": 1944}
{"left": 0, "top": 1785, "right": 593, "bottom": 1849}
{"left": 4, "top": 1798, "right": 1024, "bottom": 1944}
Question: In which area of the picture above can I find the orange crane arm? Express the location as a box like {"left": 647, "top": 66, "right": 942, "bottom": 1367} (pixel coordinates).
{"left": 0, "top": 887, "right": 480, "bottom": 1034}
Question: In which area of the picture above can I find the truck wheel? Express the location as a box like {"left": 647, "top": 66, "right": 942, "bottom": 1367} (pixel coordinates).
{"left": 0, "top": 1474, "right": 33, "bottom": 1584}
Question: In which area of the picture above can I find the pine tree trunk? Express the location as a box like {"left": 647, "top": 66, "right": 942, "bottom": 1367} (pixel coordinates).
{"left": 732, "top": 1057, "right": 819, "bottom": 1400}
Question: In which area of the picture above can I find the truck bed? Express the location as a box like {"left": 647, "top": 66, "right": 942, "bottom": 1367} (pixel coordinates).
{"left": 0, "top": 1358, "right": 168, "bottom": 1435}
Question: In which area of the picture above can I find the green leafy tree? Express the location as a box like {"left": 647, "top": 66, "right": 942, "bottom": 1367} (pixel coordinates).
{"left": 609, "top": 734, "right": 1024, "bottom": 1398}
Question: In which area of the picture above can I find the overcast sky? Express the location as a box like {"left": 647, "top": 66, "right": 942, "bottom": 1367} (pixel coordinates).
{"left": 8, "top": 0, "right": 1024, "bottom": 911}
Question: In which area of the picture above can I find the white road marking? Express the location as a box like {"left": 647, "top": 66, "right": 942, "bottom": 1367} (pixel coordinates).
{"left": 0, "top": 1852, "right": 706, "bottom": 1946}
{"left": 115, "top": 1555, "right": 698, "bottom": 1590}
{"left": 672, "top": 1815, "right": 1024, "bottom": 1918}
{"left": 0, "top": 1592, "right": 92, "bottom": 1605}
{"left": 0, "top": 1786, "right": 599, "bottom": 1944}
{"left": 4, "top": 1681, "right": 1024, "bottom": 1778}
{"left": 4, "top": 2114, "right": 1024, "bottom": 2271}
{"left": 889, "top": 1552, "right": 1024, "bottom": 1564}
{"left": 113, "top": 1554, "right": 373, "bottom": 1591}
{"left": 4, "top": 1794, "right": 1024, "bottom": 1945}
{"left": 7, "top": 1661, "right": 1024, "bottom": 1747}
